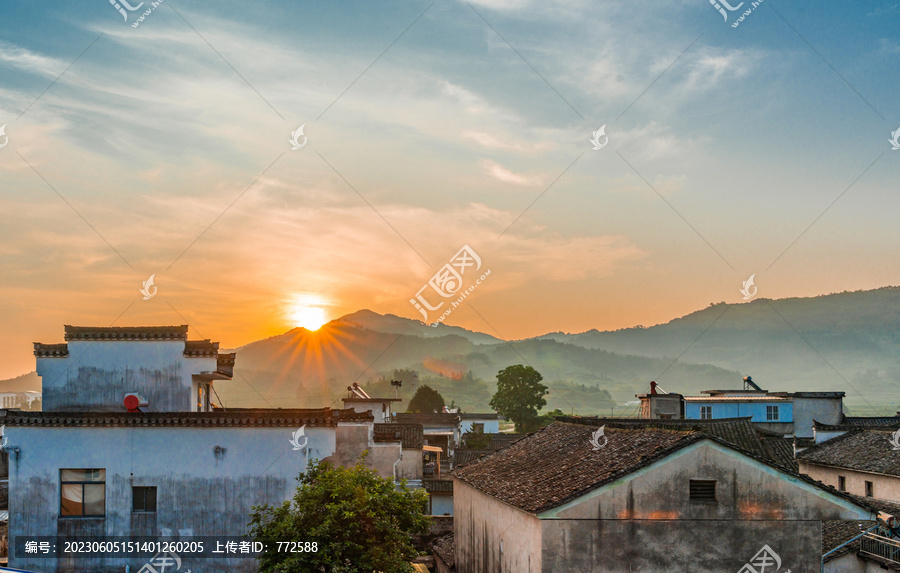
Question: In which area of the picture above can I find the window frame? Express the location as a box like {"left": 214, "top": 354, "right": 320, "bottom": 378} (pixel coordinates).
{"left": 59, "top": 468, "right": 106, "bottom": 518}
{"left": 838, "top": 475, "right": 846, "bottom": 492}
{"left": 132, "top": 486, "right": 157, "bottom": 513}
{"left": 700, "top": 406, "right": 712, "bottom": 420}
{"left": 865, "top": 481, "right": 874, "bottom": 497}
{"left": 766, "top": 405, "right": 780, "bottom": 421}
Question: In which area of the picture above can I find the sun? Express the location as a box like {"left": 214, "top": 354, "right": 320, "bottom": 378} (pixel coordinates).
{"left": 289, "top": 306, "right": 328, "bottom": 331}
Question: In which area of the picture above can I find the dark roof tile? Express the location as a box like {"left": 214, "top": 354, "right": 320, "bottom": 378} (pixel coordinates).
{"left": 374, "top": 423, "right": 424, "bottom": 449}
{"left": 453, "top": 423, "right": 702, "bottom": 513}
{"left": 432, "top": 533, "right": 454, "bottom": 567}
{"left": 0, "top": 408, "right": 372, "bottom": 427}
{"left": 797, "top": 429, "right": 900, "bottom": 477}
{"left": 394, "top": 413, "right": 460, "bottom": 427}
{"left": 453, "top": 421, "right": 877, "bottom": 515}
{"left": 64, "top": 325, "right": 188, "bottom": 341}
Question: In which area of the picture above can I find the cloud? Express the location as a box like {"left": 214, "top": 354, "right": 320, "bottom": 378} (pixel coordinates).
{"left": 481, "top": 159, "right": 543, "bottom": 186}
{"left": 0, "top": 40, "right": 65, "bottom": 78}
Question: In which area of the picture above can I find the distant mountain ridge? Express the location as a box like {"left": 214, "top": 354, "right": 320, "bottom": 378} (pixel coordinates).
{"left": 4, "top": 287, "right": 899, "bottom": 415}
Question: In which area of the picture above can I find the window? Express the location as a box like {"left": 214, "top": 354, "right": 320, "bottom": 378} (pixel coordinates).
{"left": 838, "top": 476, "right": 846, "bottom": 492}
{"left": 689, "top": 479, "right": 717, "bottom": 501}
{"left": 865, "top": 481, "right": 874, "bottom": 497}
{"left": 472, "top": 423, "right": 484, "bottom": 433}
{"left": 766, "top": 405, "right": 779, "bottom": 421}
{"left": 60, "top": 469, "right": 105, "bottom": 517}
{"left": 133, "top": 486, "right": 157, "bottom": 513}
{"left": 700, "top": 406, "right": 713, "bottom": 420}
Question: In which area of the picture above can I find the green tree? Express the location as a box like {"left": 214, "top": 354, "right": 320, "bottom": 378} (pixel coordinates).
{"left": 248, "top": 457, "right": 430, "bottom": 573}
{"left": 407, "top": 385, "right": 445, "bottom": 413}
{"left": 489, "top": 365, "right": 548, "bottom": 432}
{"left": 538, "top": 408, "right": 566, "bottom": 428}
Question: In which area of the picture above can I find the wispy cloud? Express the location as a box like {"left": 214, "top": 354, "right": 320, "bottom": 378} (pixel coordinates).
{"left": 481, "top": 159, "right": 543, "bottom": 186}
{"left": 0, "top": 40, "right": 66, "bottom": 78}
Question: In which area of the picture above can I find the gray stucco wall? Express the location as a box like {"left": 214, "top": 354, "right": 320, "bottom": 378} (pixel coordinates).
{"left": 37, "top": 341, "right": 215, "bottom": 412}
{"left": 536, "top": 441, "right": 872, "bottom": 572}
{"left": 454, "top": 440, "right": 873, "bottom": 573}
{"left": 793, "top": 397, "right": 844, "bottom": 438}
{"left": 453, "top": 479, "right": 542, "bottom": 573}
{"left": 397, "top": 447, "right": 422, "bottom": 482}
{"left": 327, "top": 424, "right": 402, "bottom": 479}
{"left": 6, "top": 424, "right": 335, "bottom": 573}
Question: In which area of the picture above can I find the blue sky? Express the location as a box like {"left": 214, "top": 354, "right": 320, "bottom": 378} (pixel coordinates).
{"left": 0, "top": 0, "right": 898, "bottom": 377}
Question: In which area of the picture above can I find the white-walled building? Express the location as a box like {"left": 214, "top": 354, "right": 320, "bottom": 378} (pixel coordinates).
{"left": 35, "top": 325, "right": 233, "bottom": 413}
{"left": 798, "top": 429, "right": 900, "bottom": 503}
{"left": 6, "top": 325, "right": 400, "bottom": 573}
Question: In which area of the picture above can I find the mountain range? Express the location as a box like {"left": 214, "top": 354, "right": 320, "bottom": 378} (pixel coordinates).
{"left": 3, "top": 287, "right": 900, "bottom": 415}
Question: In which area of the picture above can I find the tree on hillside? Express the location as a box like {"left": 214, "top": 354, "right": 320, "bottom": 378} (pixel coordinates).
{"left": 489, "top": 365, "right": 548, "bottom": 432}
{"left": 407, "top": 385, "right": 445, "bottom": 413}
{"left": 538, "top": 408, "right": 566, "bottom": 428}
{"left": 248, "top": 457, "right": 430, "bottom": 573}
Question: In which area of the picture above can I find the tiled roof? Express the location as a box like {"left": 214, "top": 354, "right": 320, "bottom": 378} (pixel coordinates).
{"left": 460, "top": 413, "right": 501, "bottom": 420}
{"left": 394, "top": 413, "right": 460, "bottom": 427}
{"left": 849, "top": 495, "right": 900, "bottom": 517}
{"left": 216, "top": 353, "right": 235, "bottom": 377}
{"left": 453, "top": 421, "right": 876, "bottom": 515}
{"left": 0, "top": 408, "right": 372, "bottom": 427}
{"left": 423, "top": 479, "right": 453, "bottom": 493}
{"left": 184, "top": 340, "right": 219, "bottom": 357}
{"left": 32, "top": 343, "right": 68, "bottom": 358}
{"left": 455, "top": 449, "right": 494, "bottom": 467}
{"left": 684, "top": 396, "right": 792, "bottom": 402}
{"left": 432, "top": 533, "right": 454, "bottom": 567}
{"left": 374, "top": 423, "right": 424, "bottom": 449}
{"left": 797, "top": 429, "right": 900, "bottom": 477}
{"left": 814, "top": 416, "right": 900, "bottom": 431}
{"left": 557, "top": 416, "right": 797, "bottom": 471}
{"left": 453, "top": 423, "right": 703, "bottom": 513}
{"left": 64, "top": 325, "right": 189, "bottom": 341}
{"left": 489, "top": 433, "right": 528, "bottom": 450}
{"left": 761, "top": 437, "right": 799, "bottom": 472}
{"left": 822, "top": 519, "right": 875, "bottom": 561}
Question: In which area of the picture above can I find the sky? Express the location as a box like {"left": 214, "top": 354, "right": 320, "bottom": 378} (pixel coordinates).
{"left": 0, "top": 0, "right": 898, "bottom": 379}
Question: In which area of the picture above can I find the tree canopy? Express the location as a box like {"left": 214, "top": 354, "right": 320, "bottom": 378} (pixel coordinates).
{"left": 406, "top": 384, "right": 445, "bottom": 413}
{"left": 489, "top": 365, "right": 548, "bottom": 432}
{"left": 248, "top": 457, "right": 430, "bottom": 573}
